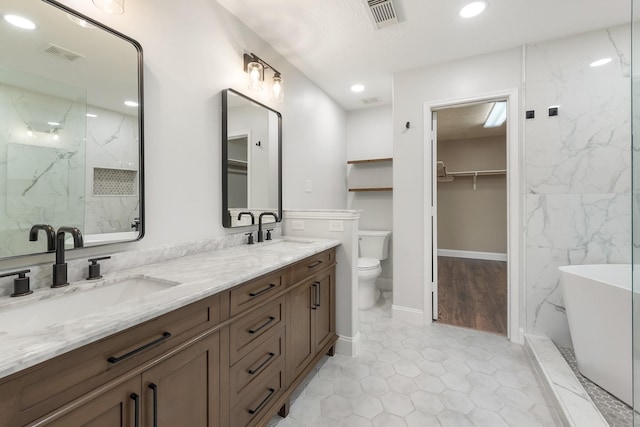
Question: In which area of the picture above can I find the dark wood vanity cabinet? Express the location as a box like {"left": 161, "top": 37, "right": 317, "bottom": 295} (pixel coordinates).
{"left": 0, "top": 247, "right": 336, "bottom": 427}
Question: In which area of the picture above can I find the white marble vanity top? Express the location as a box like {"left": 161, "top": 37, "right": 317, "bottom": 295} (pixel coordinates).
{"left": 0, "top": 237, "right": 340, "bottom": 380}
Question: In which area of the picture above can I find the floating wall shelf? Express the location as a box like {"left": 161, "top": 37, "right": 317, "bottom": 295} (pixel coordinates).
{"left": 347, "top": 157, "right": 392, "bottom": 164}
{"left": 348, "top": 187, "right": 393, "bottom": 192}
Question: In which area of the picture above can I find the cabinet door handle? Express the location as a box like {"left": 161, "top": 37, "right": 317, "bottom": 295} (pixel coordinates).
{"left": 248, "top": 352, "right": 276, "bottom": 375}
{"left": 148, "top": 383, "right": 158, "bottom": 427}
{"left": 107, "top": 332, "right": 171, "bottom": 363}
{"left": 315, "top": 281, "right": 321, "bottom": 307}
{"left": 311, "top": 283, "right": 317, "bottom": 310}
{"left": 307, "top": 260, "right": 323, "bottom": 269}
{"left": 249, "top": 316, "right": 276, "bottom": 334}
{"left": 249, "top": 283, "right": 277, "bottom": 297}
{"left": 248, "top": 388, "right": 276, "bottom": 415}
{"left": 130, "top": 393, "right": 140, "bottom": 427}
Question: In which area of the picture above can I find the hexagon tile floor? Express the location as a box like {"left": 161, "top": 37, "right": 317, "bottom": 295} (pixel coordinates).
{"left": 269, "top": 292, "right": 562, "bottom": 427}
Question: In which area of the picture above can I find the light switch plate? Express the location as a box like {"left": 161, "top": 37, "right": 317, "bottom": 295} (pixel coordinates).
{"left": 291, "top": 220, "right": 304, "bottom": 230}
{"left": 329, "top": 221, "right": 344, "bottom": 232}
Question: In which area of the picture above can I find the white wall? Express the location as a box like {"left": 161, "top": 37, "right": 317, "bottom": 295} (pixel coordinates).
{"left": 0, "top": 0, "right": 347, "bottom": 272}
{"left": 392, "top": 48, "right": 523, "bottom": 325}
{"left": 346, "top": 105, "right": 394, "bottom": 285}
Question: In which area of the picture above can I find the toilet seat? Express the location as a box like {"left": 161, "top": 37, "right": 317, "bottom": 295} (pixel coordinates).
{"left": 358, "top": 258, "right": 380, "bottom": 270}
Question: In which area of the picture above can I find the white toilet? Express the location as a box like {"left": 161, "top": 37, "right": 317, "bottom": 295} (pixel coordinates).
{"left": 358, "top": 229, "right": 391, "bottom": 310}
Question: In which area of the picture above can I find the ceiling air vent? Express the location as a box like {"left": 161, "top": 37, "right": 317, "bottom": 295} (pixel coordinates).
{"left": 362, "top": 96, "right": 382, "bottom": 105}
{"left": 40, "top": 43, "right": 85, "bottom": 62}
{"left": 366, "top": 0, "right": 398, "bottom": 29}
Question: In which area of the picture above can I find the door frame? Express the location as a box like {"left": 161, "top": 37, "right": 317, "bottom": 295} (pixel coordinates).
{"left": 423, "top": 89, "right": 523, "bottom": 343}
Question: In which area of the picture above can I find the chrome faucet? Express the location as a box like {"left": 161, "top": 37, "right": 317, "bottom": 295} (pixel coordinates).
{"left": 237, "top": 211, "right": 255, "bottom": 225}
{"left": 29, "top": 224, "right": 56, "bottom": 252}
{"left": 257, "top": 212, "right": 279, "bottom": 242}
{"left": 52, "top": 227, "right": 84, "bottom": 288}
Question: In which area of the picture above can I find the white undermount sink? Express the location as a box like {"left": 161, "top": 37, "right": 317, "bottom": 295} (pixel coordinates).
{"left": 0, "top": 276, "right": 180, "bottom": 334}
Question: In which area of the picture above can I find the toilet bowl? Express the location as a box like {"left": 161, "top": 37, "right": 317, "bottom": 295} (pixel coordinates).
{"left": 358, "top": 257, "right": 382, "bottom": 309}
{"left": 358, "top": 230, "right": 391, "bottom": 310}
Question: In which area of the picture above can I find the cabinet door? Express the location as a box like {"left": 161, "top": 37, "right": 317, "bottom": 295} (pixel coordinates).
{"left": 44, "top": 377, "right": 141, "bottom": 427}
{"left": 313, "top": 270, "right": 334, "bottom": 352}
{"left": 142, "top": 332, "right": 219, "bottom": 427}
{"left": 288, "top": 283, "right": 314, "bottom": 382}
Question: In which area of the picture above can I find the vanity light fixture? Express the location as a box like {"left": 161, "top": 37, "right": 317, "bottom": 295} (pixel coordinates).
{"left": 590, "top": 57, "right": 612, "bottom": 67}
{"left": 124, "top": 100, "right": 139, "bottom": 107}
{"left": 351, "top": 84, "right": 365, "bottom": 93}
{"left": 483, "top": 101, "right": 506, "bottom": 128}
{"left": 86, "top": 113, "right": 98, "bottom": 118}
{"left": 92, "top": 0, "right": 124, "bottom": 15}
{"left": 244, "top": 53, "right": 284, "bottom": 102}
{"left": 4, "top": 14, "right": 36, "bottom": 30}
{"left": 460, "top": 1, "right": 487, "bottom": 18}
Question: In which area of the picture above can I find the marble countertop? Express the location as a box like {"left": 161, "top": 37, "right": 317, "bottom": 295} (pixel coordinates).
{"left": 0, "top": 237, "right": 340, "bottom": 380}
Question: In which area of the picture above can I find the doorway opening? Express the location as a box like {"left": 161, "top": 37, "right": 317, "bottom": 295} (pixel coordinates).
{"left": 432, "top": 101, "right": 508, "bottom": 335}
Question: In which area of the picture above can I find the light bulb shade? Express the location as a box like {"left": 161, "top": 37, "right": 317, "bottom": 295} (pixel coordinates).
{"left": 92, "top": 0, "right": 124, "bottom": 15}
{"left": 272, "top": 75, "right": 284, "bottom": 102}
{"left": 247, "top": 61, "right": 264, "bottom": 91}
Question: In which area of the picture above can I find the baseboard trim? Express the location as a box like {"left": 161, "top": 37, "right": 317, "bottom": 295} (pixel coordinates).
{"left": 335, "top": 332, "right": 360, "bottom": 357}
{"left": 437, "top": 249, "right": 507, "bottom": 262}
{"left": 391, "top": 304, "right": 424, "bottom": 325}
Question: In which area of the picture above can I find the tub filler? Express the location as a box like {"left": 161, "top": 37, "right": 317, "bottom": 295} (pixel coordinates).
{"left": 559, "top": 264, "right": 632, "bottom": 406}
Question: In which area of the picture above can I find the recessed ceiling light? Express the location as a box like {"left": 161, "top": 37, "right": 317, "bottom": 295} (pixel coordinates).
{"left": 86, "top": 113, "right": 98, "bottom": 118}
{"left": 590, "top": 58, "right": 612, "bottom": 67}
{"left": 67, "top": 14, "right": 96, "bottom": 29}
{"left": 124, "top": 100, "right": 139, "bottom": 107}
{"left": 351, "top": 84, "right": 365, "bottom": 93}
{"left": 4, "top": 14, "right": 36, "bottom": 30}
{"left": 460, "top": 1, "right": 487, "bottom": 18}
{"left": 47, "top": 121, "right": 61, "bottom": 126}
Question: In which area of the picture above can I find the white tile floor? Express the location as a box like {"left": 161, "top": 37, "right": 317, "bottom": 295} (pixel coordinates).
{"left": 269, "top": 292, "right": 562, "bottom": 427}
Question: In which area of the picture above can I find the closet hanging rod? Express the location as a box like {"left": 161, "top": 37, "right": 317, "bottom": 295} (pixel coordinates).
{"left": 446, "top": 169, "right": 506, "bottom": 177}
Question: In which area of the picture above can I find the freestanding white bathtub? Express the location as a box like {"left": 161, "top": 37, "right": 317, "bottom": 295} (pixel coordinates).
{"left": 559, "top": 264, "right": 632, "bottom": 406}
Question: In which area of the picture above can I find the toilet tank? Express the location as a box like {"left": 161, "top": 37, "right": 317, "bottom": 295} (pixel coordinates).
{"left": 359, "top": 230, "right": 392, "bottom": 260}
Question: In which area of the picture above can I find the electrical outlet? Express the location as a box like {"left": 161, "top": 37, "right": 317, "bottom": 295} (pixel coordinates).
{"left": 329, "top": 221, "right": 344, "bottom": 232}
{"left": 291, "top": 220, "right": 304, "bottom": 230}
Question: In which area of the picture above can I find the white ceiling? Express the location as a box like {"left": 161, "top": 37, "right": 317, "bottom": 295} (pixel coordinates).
{"left": 216, "top": 0, "right": 629, "bottom": 111}
{"left": 437, "top": 102, "right": 505, "bottom": 141}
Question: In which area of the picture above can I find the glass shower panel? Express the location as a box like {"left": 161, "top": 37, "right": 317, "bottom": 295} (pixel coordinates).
{"left": 634, "top": 0, "right": 640, "bottom": 422}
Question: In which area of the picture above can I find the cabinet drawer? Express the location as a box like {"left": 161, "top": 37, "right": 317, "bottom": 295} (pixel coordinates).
{"left": 231, "top": 366, "right": 285, "bottom": 427}
{"left": 230, "top": 270, "right": 284, "bottom": 317}
{"left": 290, "top": 249, "right": 334, "bottom": 285}
{"left": 229, "top": 296, "right": 285, "bottom": 364}
{"left": 0, "top": 295, "right": 220, "bottom": 427}
{"left": 230, "top": 327, "right": 284, "bottom": 404}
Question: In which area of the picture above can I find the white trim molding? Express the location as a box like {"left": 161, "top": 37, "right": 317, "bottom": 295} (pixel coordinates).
{"left": 283, "top": 209, "right": 361, "bottom": 221}
{"left": 391, "top": 304, "right": 424, "bottom": 325}
{"left": 335, "top": 332, "right": 361, "bottom": 357}
{"left": 437, "top": 249, "right": 507, "bottom": 262}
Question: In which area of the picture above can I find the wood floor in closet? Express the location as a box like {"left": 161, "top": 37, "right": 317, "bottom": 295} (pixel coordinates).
{"left": 437, "top": 256, "right": 507, "bottom": 336}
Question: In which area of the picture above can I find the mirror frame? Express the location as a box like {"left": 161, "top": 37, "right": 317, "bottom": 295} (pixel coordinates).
{"left": 221, "top": 89, "right": 282, "bottom": 228}
{"left": 1, "top": 0, "right": 145, "bottom": 259}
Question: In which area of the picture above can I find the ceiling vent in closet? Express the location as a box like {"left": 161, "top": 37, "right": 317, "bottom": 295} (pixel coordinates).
{"left": 364, "top": 0, "right": 399, "bottom": 29}
{"left": 362, "top": 96, "right": 382, "bottom": 104}
{"left": 39, "top": 43, "right": 85, "bottom": 62}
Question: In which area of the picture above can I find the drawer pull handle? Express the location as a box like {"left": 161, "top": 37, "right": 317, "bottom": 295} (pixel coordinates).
{"left": 249, "top": 283, "right": 277, "bottom": 297}
{"left": 311, "top": 283, "right": 317, "bottom": 310}
{"left": 130, "top": 393, "right": 140, "bottom": 427}
{"left": 149, "top": 383, "right": 158, "bottom": 427}
{"left": 107, "top": 332, "right": 172, "bottom": 363}
{"left": 307, "top": 260, "right": 323, "bottom": 269}
{"left": 249, "top": 316, "right": 276, "bottom": 334}
{"left": 248, "top": 352, "right": 276, "bottom": 375}
{"left": 248, "top": 387, "right": 276, "bottom": 415}
{"left": 315, "top": 281, "right": 321, "bottom": 307}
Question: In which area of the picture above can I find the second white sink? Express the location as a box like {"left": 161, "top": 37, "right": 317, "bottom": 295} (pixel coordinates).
{"left": 0, "top": 276, "right": 180, "bottom": 334}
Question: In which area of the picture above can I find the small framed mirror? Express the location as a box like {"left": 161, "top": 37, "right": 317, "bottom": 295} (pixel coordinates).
{"left": 222, "top": 89, "right": 282, "bottom": 228}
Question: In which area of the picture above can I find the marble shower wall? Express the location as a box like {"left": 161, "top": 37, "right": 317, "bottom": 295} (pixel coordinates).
{"left": 0, "top": 82, "right": 86, "bottom": 257}
{"left": 525, "top": 25, "right": 631, "bottom": 346}
{"left": 84, "top": 106, "right": 139, "bottom": 234}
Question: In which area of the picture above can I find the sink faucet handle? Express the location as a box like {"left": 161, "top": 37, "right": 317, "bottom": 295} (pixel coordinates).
{"left": 245, "top": 232, "right": 255, "bottom": 245}
{"left": 0, "top": 269, "right": 32, "bottom": 297}
{"left": 266, "top": 229, "right": 274, "bottom": 241}
{"left": 87, "top": 256, "right": 111, "bottom": 280}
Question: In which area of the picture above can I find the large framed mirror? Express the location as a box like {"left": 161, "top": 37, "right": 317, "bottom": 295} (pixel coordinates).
{"left": 222, "top": 89, "right": 281, "bottom": 228}
{"left": 0, "top": 0, "right": 144, "bottom": 259}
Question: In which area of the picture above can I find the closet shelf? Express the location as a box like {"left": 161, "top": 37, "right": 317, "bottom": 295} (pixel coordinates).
{"left": 348, "top": 187, "right": 393, "bottom": 192}
{"left": 347, "top": 157, "right": 392, "bottom": 164}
